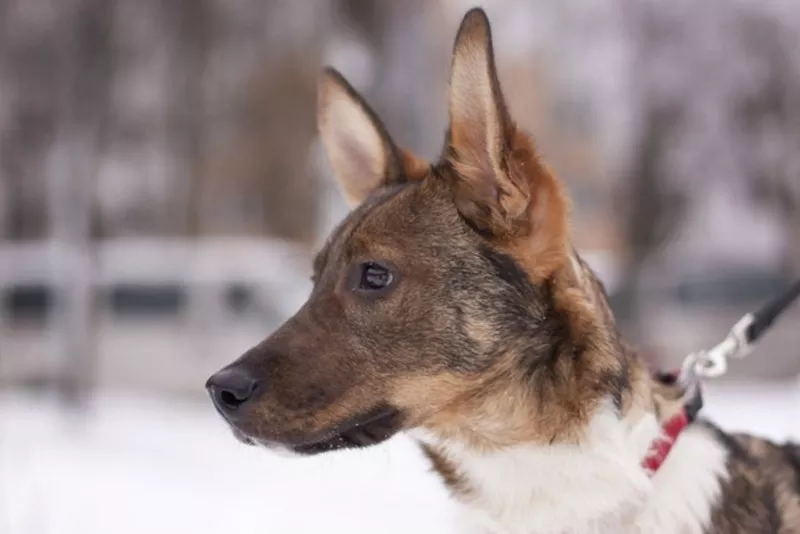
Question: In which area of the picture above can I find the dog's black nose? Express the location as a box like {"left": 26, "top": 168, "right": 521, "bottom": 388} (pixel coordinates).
{"left": 206, "top": 367, "right": 261, "bottom": 416}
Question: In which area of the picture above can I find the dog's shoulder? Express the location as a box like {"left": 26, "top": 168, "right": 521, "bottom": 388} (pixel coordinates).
{"left": 699, "top": 421, "right": 800, "bottom": 533}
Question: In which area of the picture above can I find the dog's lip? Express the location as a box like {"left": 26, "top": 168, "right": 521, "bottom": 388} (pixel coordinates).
{"left": 230, "top": 426, "right": 257, "bottom": 446}
{"left": 289, "top": 406, "right": 403, "bottom": 455}
{"left": 217, "top": 404, "right": 403, "bottom": 454}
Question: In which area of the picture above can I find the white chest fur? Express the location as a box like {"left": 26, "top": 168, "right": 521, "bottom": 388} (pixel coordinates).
{"left": 415, "top": 407, "right": 729, "bottom": 534}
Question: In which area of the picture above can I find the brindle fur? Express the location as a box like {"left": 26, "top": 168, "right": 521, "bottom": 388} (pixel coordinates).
{"left": 208, "top": 7, "right": 800, "bottom": 532}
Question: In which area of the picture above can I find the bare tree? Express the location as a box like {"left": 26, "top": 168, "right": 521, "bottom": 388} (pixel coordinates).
{"left": 49, "top": 0, "right": 114, "bottom": 405}
{"left": 167, "top": 0, "right": 213, "bottom": 236}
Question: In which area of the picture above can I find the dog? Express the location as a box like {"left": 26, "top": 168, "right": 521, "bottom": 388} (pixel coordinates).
{"left": 206, "top": 8, "right": 800, "bottom": 533}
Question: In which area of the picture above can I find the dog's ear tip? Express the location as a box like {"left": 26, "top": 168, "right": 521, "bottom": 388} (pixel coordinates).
{"left": 455, "top": 7, "right": 492, "bottom": 44}
{"left": 317, "top": 68, "right": 356, "bottom": 116}
{"left": 320, "top": 66, "right": 342, "bottom": 82}
{"left": 318, "top": 67, "right": 351, "bottom": 98}
{"left": 462, "top": 7, "right": 490, "bottom": 27}
{"left": 318, "top": 68, "right": 339, "bottom": 91}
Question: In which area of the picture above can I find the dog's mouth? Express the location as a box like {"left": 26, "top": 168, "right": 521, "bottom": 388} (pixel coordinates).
{"left": 225, "top": 405, "right": 403, "bottom": 455}
{"left": 222, "top": 405, "right": 403, "bottom": 456}
{"left": 289, "top": 406, "right": 403, "bottom": 455}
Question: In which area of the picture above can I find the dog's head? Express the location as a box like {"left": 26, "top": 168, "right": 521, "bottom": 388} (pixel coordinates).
{"left": 207, "top": 8, "right": 627, "bottom": 455}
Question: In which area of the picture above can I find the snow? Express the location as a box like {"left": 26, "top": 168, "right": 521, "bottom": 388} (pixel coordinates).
{"left": 0, "top": 391, "right": 458, "bottom": 534}
{"left": 2, "top": 382, "right": 800, "bottom": 534}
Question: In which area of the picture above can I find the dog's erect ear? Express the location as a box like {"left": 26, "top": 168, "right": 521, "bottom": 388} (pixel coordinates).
{"left": 317, "top": 68, "right": 428, "bottom": 207}
{"left": 446, "top": 8, "right": 569, "bottom": 277}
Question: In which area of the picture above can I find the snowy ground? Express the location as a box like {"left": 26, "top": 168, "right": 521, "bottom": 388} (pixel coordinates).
{"left": 2, "top": 382, "right": 800, "bottom": 534}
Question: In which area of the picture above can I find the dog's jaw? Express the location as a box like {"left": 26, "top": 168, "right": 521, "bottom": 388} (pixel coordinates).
{"left": 414, "top": 400, "right": 729, "bottom": 534}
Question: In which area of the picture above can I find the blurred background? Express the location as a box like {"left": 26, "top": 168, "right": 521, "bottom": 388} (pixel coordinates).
{"left": 0, "top": 0, "right": 798, "bottom": 533}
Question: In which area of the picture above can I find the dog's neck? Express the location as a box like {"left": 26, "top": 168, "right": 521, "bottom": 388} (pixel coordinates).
{"left": 415, "top": 400, "right": 727, "bottom": 534}
{"left": 416, "top": 399, "right": 654, "bottom": 533}
{"left": 414, "top": 257, "right": 728, "bottom": 534}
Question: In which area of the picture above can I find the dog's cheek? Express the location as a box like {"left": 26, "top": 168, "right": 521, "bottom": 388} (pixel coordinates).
{"left": 389, "top": 372, "right": 480, "bottom": 426}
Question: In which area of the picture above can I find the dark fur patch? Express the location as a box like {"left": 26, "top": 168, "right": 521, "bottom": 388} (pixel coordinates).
{"left": 599, "top": 368, "right": 627, "bottom": 413}
{"left": 477, "top": 246, "right": 589, "bottom": 412}
{"left": 421, "top": 444, "right": 471, "bottom": 497}
{"left": 704, "top": 422, "right": 758, "bottom": 467}
{"left": 479, "top": 244, "right": 538, "bottom": 300}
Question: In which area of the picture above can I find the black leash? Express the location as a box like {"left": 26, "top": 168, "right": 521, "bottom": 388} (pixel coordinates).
{"left": 747, "top": 278, "right": 800, "bottom": 344}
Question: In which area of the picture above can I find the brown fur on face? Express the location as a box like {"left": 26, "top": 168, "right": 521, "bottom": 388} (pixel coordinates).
{"left": 206, "top": 8, "right": 636, "bottom": 457}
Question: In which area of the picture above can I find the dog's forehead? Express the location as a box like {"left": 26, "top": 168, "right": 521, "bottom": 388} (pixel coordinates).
{"left": 313, "top": 183, "right": 421, "bottom": 272}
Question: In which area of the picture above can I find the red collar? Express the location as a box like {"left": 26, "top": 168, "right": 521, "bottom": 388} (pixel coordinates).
{"left": 641, "top": 408, "right": 690, "bottom": 475}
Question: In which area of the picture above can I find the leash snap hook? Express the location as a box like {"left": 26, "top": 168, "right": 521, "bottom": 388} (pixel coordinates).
{"left": 686, "top": 313, "right": 755, "bottom": 379}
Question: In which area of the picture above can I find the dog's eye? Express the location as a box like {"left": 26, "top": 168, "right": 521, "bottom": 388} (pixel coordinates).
{"left": 359, "top": 262, "right": 393, "bottom": 291}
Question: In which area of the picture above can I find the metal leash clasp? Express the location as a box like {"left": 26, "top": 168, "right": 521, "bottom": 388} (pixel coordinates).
{"left": 680, "top": 313, "right": 755, "bottom": 382}
{"left": 675, "top": 279, "right": 799, "bottom": 390}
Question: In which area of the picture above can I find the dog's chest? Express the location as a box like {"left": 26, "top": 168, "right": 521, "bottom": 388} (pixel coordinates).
{"left": 420, "top": 412, "right": 729, "bottom": 534}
